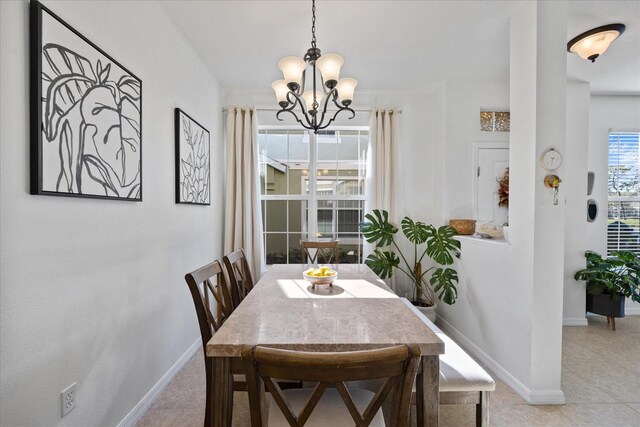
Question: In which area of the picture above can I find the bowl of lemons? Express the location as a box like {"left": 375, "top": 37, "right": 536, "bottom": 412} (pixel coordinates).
{"left": 303, "top": 266, "right": 338, "bottom": 286}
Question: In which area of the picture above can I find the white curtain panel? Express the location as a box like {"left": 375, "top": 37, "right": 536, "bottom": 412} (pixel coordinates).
{"left": 366, "top": 108, "right": 398, "bottom": 215}
{"left": 224, "top": 107, "right": 264, "bottom": 279}
{"left": 365, "top": 108, "right": 399, "bottom": 290}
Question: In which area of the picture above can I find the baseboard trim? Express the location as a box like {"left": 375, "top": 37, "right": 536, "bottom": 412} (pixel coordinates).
{"left": 527, "top": 390, "right": 567, "bottom": 405}
{"left": 626, "top": 307, "right": 640, "bottom": 315}
{"left": 563, "top": 317, "right": 588, "bottom": 326}
{"left": 118, "top": 338, "right": 201, "bottom": 427}
{"left": 437, "top": 317, "right": 565, "bottom": 405}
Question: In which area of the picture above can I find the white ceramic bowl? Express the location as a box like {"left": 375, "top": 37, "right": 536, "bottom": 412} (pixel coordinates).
{"left": 303, "top": 269, "right": 338, "bottom": 286}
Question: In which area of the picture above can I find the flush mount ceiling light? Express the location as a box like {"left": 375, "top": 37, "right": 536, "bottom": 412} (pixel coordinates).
{"left": 271, "top": 0, "right": 357, "bottom": 133}
{"left": 567, "top": 23, "right": 625, "bottom": 62}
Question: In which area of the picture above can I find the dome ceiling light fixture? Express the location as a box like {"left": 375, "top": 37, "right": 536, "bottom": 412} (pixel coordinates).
{"left": 271, "top": 0, "right": 357, "bottom": 133}
{"left": 567, "top": 23, "right": 626, "bottom": 62}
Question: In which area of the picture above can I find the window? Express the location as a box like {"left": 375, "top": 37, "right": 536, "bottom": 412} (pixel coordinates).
{"left": 258, "top": 128, "right": 369, "bottom": 265}
{"left": 608, "top": 132, "right": 640, "bottom": 256}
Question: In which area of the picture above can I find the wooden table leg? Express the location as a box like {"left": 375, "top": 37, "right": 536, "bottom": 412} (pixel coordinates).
{"left": 416, "top": 370, "right": 424, "bottom": 427}
{"left": 419, "top": 355, "right": 439, "bottom": 427}
{"left": 209, "top": 357, "right": 232, "bottom": 427}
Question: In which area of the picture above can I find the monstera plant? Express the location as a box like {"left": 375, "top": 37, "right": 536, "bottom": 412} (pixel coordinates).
{"left": 360, "top": 210, "right": 461, "bottom": 306}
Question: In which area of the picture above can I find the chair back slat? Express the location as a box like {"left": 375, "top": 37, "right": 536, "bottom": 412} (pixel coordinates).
{"left": 301, "top": 240, "right": 339, "bottom": 264}
{"left": 243, "top": 345, "right": 420, "bottom": 427}
{"left": 223, "top": 249, "right": 255, "bottom": 306}
{"left": 296, "top": 382, "right": 327, "bottom": 425}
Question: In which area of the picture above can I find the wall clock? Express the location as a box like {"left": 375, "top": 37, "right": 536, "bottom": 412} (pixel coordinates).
{"left": 540, "top": 148, "right": 563, "bottom": 171}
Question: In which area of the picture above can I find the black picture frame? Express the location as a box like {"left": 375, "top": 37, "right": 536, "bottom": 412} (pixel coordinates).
{"left": 30, "top": 0, "right": 142, "bottom": 201}
{"left": 175, "top": 108, "right": 211, "bottom": 205}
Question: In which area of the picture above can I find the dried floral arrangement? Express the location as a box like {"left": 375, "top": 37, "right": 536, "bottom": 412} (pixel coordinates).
{"left": 498, "top": 168, "right": 509, "bottom": 208}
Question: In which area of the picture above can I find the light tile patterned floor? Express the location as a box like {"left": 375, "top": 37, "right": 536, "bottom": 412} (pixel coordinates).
{"left": 137, "top": 315, "right": 640, "bottom": 426}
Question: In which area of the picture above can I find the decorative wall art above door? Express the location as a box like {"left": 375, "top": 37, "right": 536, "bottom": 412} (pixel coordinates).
{"left": 175, "top": 109, "right": 210, "bottom": 205}
{"left": 30, "top": 1, "right": 142, "bottom": 201}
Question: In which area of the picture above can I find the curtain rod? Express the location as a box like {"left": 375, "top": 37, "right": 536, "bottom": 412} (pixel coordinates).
{"left": 222, "top": 107, "right": 402, "bottom": 114}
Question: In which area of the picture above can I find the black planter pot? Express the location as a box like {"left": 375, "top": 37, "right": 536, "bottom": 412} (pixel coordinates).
{"left": 586, "top": 292, "right": 626, "bottom": 318}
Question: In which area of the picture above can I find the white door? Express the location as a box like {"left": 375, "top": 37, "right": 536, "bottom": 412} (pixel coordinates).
{"left": 476, "top": 148, "right": 509, "bottom": 225}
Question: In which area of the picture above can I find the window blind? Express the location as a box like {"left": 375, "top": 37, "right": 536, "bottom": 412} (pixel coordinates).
{"left": 607, "top": 132, "right": 640, "bottom": 256}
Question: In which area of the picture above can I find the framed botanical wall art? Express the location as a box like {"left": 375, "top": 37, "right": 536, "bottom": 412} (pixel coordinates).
{"left": 175, "top": 109, "right": 210, "bottom": 205}
{"left": 30, "top": 1, "right": 142, "bottom": 201}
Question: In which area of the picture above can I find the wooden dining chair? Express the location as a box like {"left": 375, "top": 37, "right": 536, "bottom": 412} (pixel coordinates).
{"left": 184, "top": 260, "right": 246, "bottom": 426}
{"left": 301, "top": 240, "right": 339, "bottom": 265}
{"left": 242, "top": 345, "right": 421, "bottom": 427}
{"left": 223, "top": 248, "right": 255, "bottom": 308}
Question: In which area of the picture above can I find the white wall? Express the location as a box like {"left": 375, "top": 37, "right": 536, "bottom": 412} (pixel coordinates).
{"left": 0, "top": 1, "right": 225, "bottom": 425}
{"left": 588, "top": 95, "right": 640, "bottom": 314}
{"left": 529, "top": 0, "right": 566, "bottom": 397}
{"left": 563, "top": 82, "right": 590, "bottom": 325}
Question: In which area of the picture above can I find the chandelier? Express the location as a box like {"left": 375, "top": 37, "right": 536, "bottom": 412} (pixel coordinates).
{"left": 271, "top": 0, "right": 357, "bottom": 133}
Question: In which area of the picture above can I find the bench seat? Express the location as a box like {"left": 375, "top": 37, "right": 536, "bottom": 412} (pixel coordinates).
{"left": 400, "top": 298, "right": 495, "bottom": 426}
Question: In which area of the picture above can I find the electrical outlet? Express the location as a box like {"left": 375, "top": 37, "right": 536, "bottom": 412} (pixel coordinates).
{"left": 60, "top": 382, "right": 77, "bottom": 417}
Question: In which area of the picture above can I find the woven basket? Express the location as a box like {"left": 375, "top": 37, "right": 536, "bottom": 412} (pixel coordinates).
{"left": 449, "top": 219, "right": 476, "bottom": 235}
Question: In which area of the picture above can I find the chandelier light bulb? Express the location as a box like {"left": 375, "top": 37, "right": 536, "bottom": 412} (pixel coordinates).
{"left": 316, "top": 53, "right": 344, "bottom": 88}
{"left": 336, "top": 78, "right": 358, "bottom": 105}
{"left": 278, "top": 56, "right": 306, "bottom": 89}
{"left": 567, "top": 23, "right": 625, "bottom": 62}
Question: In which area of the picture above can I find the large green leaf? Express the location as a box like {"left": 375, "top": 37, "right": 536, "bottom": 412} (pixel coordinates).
{"left": 364, "top": 250, "right": 400, "bottom": 279}
{"left": 401, "top": 217, "right": 429, "bottom": 244}
{"left": 424, "top": 225, "right": 461, "bottom": 265}
{"left": 430, "top": 267, "right": 459, "bottom": 305}
{"left": 360, "top": 209, "right": 398, "bottom": 247}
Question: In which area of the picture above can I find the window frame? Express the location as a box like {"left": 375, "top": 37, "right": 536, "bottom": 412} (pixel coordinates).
{"left": 259, "top": 125, "right": 369, "bottom": 265}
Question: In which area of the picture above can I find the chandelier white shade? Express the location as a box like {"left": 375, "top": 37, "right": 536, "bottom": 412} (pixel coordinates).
{"left": 316, "top": 54, "right": 344, "bottom": 84}
{"left": 271, "top": 80, "right": 289, "bottom": 103}
{"left": 302, "top": 90, "right": 325, "bottom": 112}
{"left": 271, "top": 0, "right": 357, "bottom": 133}
{"left": 336, "top": 78, "right": 357, "bottom": 103}
{"left": 567, "top": 24, "right": 625, "bottom": 62}
{"left": 278, "top": 57, "right": 306, "bottom": 87}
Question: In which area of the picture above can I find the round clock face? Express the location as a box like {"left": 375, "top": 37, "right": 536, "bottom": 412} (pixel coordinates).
{"left": 541, "top": 149, "right": 562, "bottom": 171}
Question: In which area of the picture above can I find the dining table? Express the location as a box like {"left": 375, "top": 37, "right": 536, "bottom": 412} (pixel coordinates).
{"left": 205, "top": 263, "right": 444, "bottom": 426}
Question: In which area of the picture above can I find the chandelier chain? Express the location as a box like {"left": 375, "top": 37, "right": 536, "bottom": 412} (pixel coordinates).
{"left": 311, "top": 0, "right": 316, "bottom": 48}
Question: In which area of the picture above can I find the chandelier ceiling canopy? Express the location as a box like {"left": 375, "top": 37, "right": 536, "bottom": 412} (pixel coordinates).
{"left": 271, "top": 0, "right": 357, "bottom": 133}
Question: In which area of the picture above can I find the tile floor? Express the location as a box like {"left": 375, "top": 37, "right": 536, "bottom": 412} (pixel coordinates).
{"left": 137, "top": 315, "right": 640, "bottom": 426}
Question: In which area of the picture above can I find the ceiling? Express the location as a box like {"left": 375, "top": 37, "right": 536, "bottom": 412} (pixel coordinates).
{"left": 162, "top": 1, "right": 640, "bottom": 96}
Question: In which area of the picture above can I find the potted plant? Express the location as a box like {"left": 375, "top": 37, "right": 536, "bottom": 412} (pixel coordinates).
{"left": 360, "top": 210, "right": 461, "bottom": 321}
{"left": 574, "top": 250, "right": 640, "bottom": 329}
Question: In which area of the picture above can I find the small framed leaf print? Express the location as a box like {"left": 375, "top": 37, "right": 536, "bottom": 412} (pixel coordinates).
{"left": 175, "top": 109, "right": 210, "bottom": 205}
